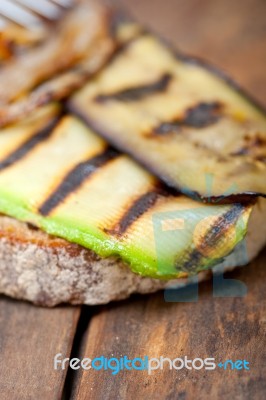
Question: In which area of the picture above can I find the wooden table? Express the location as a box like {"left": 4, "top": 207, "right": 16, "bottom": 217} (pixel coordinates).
{"left": 0, "top": 0, "right": 265, "bottom": 398}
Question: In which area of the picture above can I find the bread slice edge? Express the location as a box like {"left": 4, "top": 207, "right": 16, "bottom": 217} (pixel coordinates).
{"left": 0, "top": 198, "right": 265, "bottom": 306}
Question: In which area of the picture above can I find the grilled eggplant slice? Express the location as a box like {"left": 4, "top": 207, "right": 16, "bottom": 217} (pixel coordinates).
{"left": 0, "top": 106, "right": 256, "bottom": 279}
{"left": 69, "top": 34, "right": 266, "bottom": 201}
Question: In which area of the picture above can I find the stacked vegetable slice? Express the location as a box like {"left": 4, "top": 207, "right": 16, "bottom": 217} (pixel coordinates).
{"left": 0, "top": 104, "right": 254, "bottom": 278}
{"left": 0, "top": 19, "right": 265, "bottom": 280}
{"left": 70, "top": 33, "right": 266, "bottom": 200}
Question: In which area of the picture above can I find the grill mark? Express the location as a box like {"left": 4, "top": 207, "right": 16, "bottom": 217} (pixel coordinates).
{"left": 176, "top": 249, "right": 202, "bottom": 273}
{"left": 0, "top": 118, "right": 59, "bottom": 172}
{"left": 200, "top": 204, "right": 243, "bottom": 249}
{"left": 39, "top": 148, "right": 119, "bottom": 216}
{"left": 154, "top": 102, "right": 223, "bottom": 135}
{"left": 173, "top": 48, "right": 266, "bottom": 116}
{"left": 177, "top": 204, "right": 243, "bottom": 273}
{"left": 94, "top": 73, "right": 172, "bottom": 103}
{"left": 108, "top": 188, "right": 165, "bottom": 236}
{"left": 230, "top": 134, "right": 266, "bottom": 157}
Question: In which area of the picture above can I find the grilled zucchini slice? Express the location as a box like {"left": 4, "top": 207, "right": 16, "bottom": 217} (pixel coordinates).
{"left": 69, "top": 33, "right": 266, "bottom": 201}
{"left": 0, "top": 106, "right": 253, "bottom": 278}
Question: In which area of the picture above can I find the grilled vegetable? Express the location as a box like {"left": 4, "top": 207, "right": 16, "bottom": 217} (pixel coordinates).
{"left": 0, "top": 105, "right": 254, "bottom": 278}
{"left": 0, "top": 1, "right": 115, "bottom": 127}
{"left": 0, "top": 23, "right": 47, "bottom": 62}
{"left": 0, "top": 38, "right": 115, "bottom": 127}
{"left": 69, "top": 33, "right": 266, "bottom": 201}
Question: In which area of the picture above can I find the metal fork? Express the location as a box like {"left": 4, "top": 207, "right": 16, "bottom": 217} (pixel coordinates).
{"left": 0, "top": 0, "right": 75, "bottom": 31}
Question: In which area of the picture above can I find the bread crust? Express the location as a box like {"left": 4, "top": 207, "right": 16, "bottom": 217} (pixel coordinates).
{"left": 0, "top": 198, "right": 265, "bottom": 307}
{"left": 0, "top": 216, "right": 175, "bottom": 306}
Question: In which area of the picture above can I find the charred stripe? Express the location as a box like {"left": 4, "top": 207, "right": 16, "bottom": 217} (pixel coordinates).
{"left": 176, "top": 204, "right": 244, "bottom": 273}
{"left": 39, "top": 148, "right": 119, "bottom": 216}
{"left": 108, "top": 186, "right": 170, "bottom": 236}
{"left": 154, "top": 102, "right": 223, "bottom": 135}
{"left": 199, "top": 203, "right": 244, "bottom": 248}
{"left": 0, "top": 118, "right": 59, "bottom": 172}
{"left": 94, "top": 73, "right": 172, "bottom": 103}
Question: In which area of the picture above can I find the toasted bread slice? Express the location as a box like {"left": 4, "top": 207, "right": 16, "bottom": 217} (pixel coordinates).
{"left": 0, "top": 196, "right": 265, "bottom": 306}
{"left": 0, "top": 214, "right": 172, "bottom": 306}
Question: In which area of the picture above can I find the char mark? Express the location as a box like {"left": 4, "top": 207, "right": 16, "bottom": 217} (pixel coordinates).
{"left": 155, "top": 102, "right": 222, "bottom": 135}
{"left": 109, "top": 188, "right": 164, "bottom": 236}
{"left": 200, "top": 204, "right": 243, "bottom": 249}
{"left": 39, "top": 148, "right": 119, "bottom": 216}
{"left": 230, "top": 134, "right": 266, "bottom": 157}
{"left": 176, "top": 249, "right": 203, "bottom": 274}
{"left": 0, "top": 118, "right": 59, "bottom": 172}
{"left": 177, "top": 204, "right": 243, "bottom": 273}
{"left": 94, "top": 73, "right": 172, "bottom": 103}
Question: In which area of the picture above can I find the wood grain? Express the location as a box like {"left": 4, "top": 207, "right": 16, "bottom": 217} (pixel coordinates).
{"left": 0, "top": 298, "right": 80, "bottom": 400}
{"left": 71, "top": 249, "right": 266, "bottom": 400}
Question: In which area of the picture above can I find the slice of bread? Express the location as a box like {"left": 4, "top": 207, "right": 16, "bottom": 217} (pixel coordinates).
{"left": 0, "top": 198, "right": 265, "bottom": 306}
{"left": 0, "top": 215, "right": 172, "bottom": 306}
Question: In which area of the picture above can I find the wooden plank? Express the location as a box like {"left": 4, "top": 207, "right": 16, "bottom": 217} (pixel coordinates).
{"left": 0, "top": 297, "right": 80, "bottom": 400}
{"left": 71, "top": 250, "right": 266, "bottom": 400}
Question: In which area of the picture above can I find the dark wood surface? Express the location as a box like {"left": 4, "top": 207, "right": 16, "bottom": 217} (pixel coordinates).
{"left": 71, "top": 249, "right": 266, "bottom": 400}
{"left": 0, "top": 0, "right": 266, "bottom": 399}
{"left": 0, "top": 298, "right": 80, "bottom": 399}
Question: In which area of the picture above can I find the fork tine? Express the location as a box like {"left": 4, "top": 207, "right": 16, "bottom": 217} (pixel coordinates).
{"left": 0, "top": 0, "right": 75, "bottom": 29}
{"left": 51, "top": 0, "right": 74, "bottom": 8}
{"left": 14, "top": 0, "right": 62, "bottom": 20}
{"left": 0, "top": 0, "right": 43, "bottom": 28}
